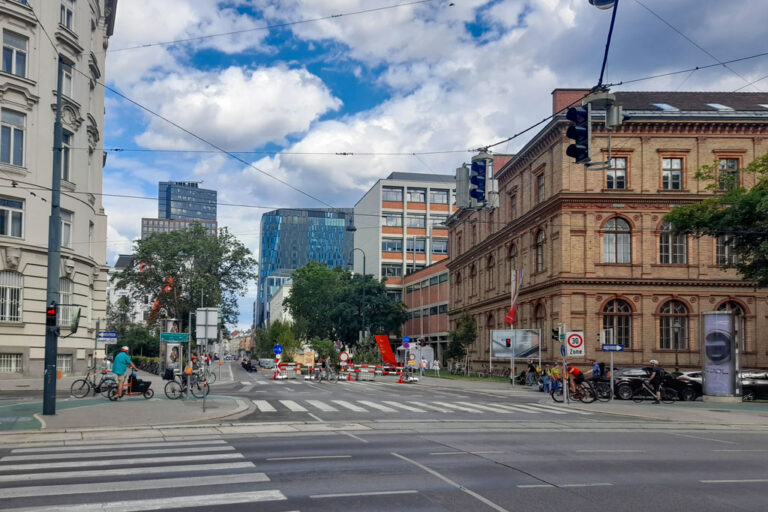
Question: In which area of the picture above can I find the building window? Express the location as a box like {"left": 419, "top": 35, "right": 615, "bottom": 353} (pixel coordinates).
{"left": 62, "top": 62, "right": 73, "bottom": 97}
{"left": 508, "top": 244, "right": 517, "bottom": 270}
{"left": 60, "top": 0, "right": 74, "bottom": 30}
{"left": 662, "top": 157, "right": 683, "bottom": 190}
{"left": 438, "top": 304, "right": 447, "bottom": 314}
{"left": 535, "top": 304, "right": 546, "bottom": 333}
{"left": 407, "top": 188, "right": 426, "bottom": 203}
{"left": 2, "top": 31, "right": 27, "bottom": 78}
{"left": 431, "top": 239, "right": 448, "bottom": 254}
{"left": 535, "top": 173, "right": 545, "bottom": 203}
{"left": 659, "top": 221, "right": 687, "bottom": 264}
{"left": 59, "top": 277, "right": 73, "bottom": 306}
{"left": 381, "top": 264, "right": 403, "bottom": 278}
{"left": 382, "top": 213, "right": 402, "bottom": 227}
{"left": 509, "top": 194, "right": 517, "bottom": 220}
{"left": 602, "top": 217, "right": 631, "bottom": 264}
{"left": 602, "top": 299, "right": 632, "bottom": 348}
{"left": 535, "top": 231, "right": 545, "bottom": 272}
{"left": 381, "top": 238, "right": 403, "bottom": 252}
{"left": 429, "top": 276, "right": 438, "bottom": 286}
{"left": 1, "top": 108, "right": 25, "bottom": 167}
{"left": 429, "top": 189, "right": 449, "bottom": 204}
{"left": 429, "top": 215, "right": 448, "bottom": 227}
{"left": 0, "top": 197, "right": 23, "bottom": 238}
{"left": 439, "top": 272, "right": 448, "bottom": 283}
{"left": 382, "top": 187, "right": 403, "bottom": 202}
{"left": 486, "top": 255, "right": 495, "bottom": 289}
{"left": 406, "top": 238, "right": 426, "bottom": 253}
{"left": 406, "top": 215, "right": 426, "bottom": 228}
{"left": 718, "top": 158, "right": 740, "bottom": 191}
{"left": 717, "top": 301, "right": 745, "bottom": 351}
{"left": 469, "top": 263, "right": 477, "bottom": 294}
{"left": 0, "top": 271, "right": 23, "bottom": 323}
{"left": 0, "top": 353, "right": 23, "bottom": 373}
{"left": 57, "top": 354, "right": 73, "bottom": 376}
{"left": 430, "top": 306, "right": 438, "bottom": 316}
{"left": 659, "top": 300, "right": 688, "bottom": 350}
{"left": 716, "top": 235, "right": 739, "bottom": 266}
{"left": 61, "top": 210, "right": 73, "bottom": 248}
{"left": 61, "top": 131, "right": 72, "bottom": 181}
{"left": 607, "top": 157, "right": 627, "bottom": 190}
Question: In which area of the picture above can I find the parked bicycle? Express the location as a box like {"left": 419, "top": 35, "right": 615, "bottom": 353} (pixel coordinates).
{"left": 164, "top": 371, "right": 210, "bottom": 399}
{"left": 197, "top": 366, "right": 217, "bottom": 384}
{"left": 71, "top": 369, "right": 116, "bottom": 398}
{"left": 107, "top": 372, "right": 153, "bottom": 401}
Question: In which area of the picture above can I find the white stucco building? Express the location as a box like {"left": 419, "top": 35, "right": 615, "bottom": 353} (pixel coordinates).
{"left": 267, "top": 282, "right": 292, "bottom": 325}
{"left": 0, "top": 0, "right": 117, "bottom": 376}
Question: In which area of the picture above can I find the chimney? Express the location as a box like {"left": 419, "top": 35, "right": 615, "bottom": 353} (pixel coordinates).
{"left": 552, "top": 88, "right": 591, "bottom": 115}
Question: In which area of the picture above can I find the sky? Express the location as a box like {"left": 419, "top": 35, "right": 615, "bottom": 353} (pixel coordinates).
{"left": 102, "top": 0, "right": 768, "bottom": 330}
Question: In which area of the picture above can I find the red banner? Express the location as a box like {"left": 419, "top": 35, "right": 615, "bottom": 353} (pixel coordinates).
{"left": 374, "top": 335, "right": 397, "bottom": 365}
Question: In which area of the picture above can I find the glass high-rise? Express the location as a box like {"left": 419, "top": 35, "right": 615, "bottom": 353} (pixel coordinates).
{"left": 158, "top": 181, "right": 217, "bottom": 221}
{"left": 256, "top": 208, "right": 354, "bottom": 327}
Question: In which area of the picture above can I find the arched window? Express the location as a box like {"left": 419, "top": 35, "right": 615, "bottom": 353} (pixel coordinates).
{"left": 470, "top": 263, "right": 477, "bottom": 295}
{"left": 603, "top": 217, "right": 631, "bottom": 263}
{"left": 535, "top": 231, "right": 545, "bottom": 272}
{"left": 717, "top": 301, "right": 745, "bottom": 351}
{"left": 487, "top": 313, "right": 494, "bottom": 330}
{"left": 602, "top": 299, "right": 632, "bottom": 348}
{"left": 486, "top": 255, "right": 495, "bottom": 290}
{"left": 0, "top": 271, "right": 23, "bottom": 323}
{"left": 508, "top": 244, "right": 517, "bottom": 270}
{"left": 660, "top": 300, "right": 688, "bottom": 350}
{"left": 535, "top": 304, "right": 546, "bottom": 333}
{"left": 659, "top": 221, "right": 687, "bottom": 264}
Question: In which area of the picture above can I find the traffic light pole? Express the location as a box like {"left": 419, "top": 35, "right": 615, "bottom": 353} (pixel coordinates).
{"left": 43, "top": 55, "right": 65, "bottom": 416}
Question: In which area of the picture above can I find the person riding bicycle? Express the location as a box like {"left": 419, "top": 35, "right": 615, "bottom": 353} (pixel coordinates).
{"left": 114, "top": 346, "right": 138, "bottom": 398}
{"left": 645, "top": 360, "right": 665, "bottom": 404}
{"left": 566, "top": 364, "right": 585, "bottom": 395}
{"left": 586, "top": 358, "right": 601, "bottom": 380}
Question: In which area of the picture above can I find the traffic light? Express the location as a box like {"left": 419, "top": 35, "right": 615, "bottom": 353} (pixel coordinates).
{"left": 505, "top": 338, "right": 511, "bottom": 348}
{"left": 565, "top": 105, "right": 591, "bottom": 164}
{"left": 46, "top": 301, "right": 58, "bottom": 329}
{"left": 552, "top": 329, "right": 559, "bottom": 342}
{"left": 468, "top": 159, "right": 487, "bottom": 208}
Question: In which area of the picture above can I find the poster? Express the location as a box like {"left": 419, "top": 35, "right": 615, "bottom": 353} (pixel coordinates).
{"left": 166, "top": 343, "right": 181, "bottom": 370}
{"left": 491, "top": 329, "right": 540, "bottom": 358}
{"left": 701, "top": 311, "right": 736, "bottom": 396}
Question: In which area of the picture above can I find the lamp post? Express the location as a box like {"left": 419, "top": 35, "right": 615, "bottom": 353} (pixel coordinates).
{"left": 345, "top": 218, "right": 367, "bottom": 344}
{"left": 672, "top": 319, "right": 681, "bottom": 373}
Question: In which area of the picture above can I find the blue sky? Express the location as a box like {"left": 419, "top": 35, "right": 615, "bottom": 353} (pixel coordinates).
{"left": 102, "top": 0, "right": 768, "bottom": 330}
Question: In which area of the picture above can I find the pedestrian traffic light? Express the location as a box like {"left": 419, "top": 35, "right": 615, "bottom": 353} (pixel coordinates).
{"left": 468, "top": 159, "right": 487, "bottom": 208}
{"left": 552, "top": 329, "right": 559, "bottom": 342}
{"left": 46, "top": 301, "right": 58, "bottom": 328}
{"left": 505, "top": 338, "right": 511, "bottom": 348}
{"left": 565, "top": 105, "right": 591, "bottom": 164}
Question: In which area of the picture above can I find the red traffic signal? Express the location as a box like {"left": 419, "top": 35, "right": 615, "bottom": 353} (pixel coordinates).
{"left": 46, "top": 302, "right": 58, "bottom": 328}
{"left": 505, "top": 338, "right": 511, "bottom": 348}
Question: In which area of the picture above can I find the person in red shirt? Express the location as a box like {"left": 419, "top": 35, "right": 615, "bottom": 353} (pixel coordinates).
{"left": 566, "top": 365, "right": 585, "bottom": 395}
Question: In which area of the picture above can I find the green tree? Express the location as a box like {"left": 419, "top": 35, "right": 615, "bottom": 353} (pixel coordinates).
{"left": 106, "top": 325, "right": 159, "bottom": 358}
{"left": 283, "top": 262, "right": 346, "bottom": 340}
{"left": 309, "top": 337, "right": 339, "bottom": 361}
{"left": 446, "top": 312, "right": 477, "bottom": 374}
{"left": 252, "top": 321, "right": 302, "bottom": 362}
{"left": 112, "top": 224, "right": 257, "bottom": 328}
{"left": 664, "top": 153, "right": 768, "bottom": 286}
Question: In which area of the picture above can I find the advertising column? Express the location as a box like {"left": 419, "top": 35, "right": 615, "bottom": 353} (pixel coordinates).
{"left": 701, "top": 311, "right": 739, "bottom": 402}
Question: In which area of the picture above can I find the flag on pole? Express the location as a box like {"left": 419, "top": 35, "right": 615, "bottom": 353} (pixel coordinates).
{"left": 504, "top": 269, "right": 523, "bottom": 325}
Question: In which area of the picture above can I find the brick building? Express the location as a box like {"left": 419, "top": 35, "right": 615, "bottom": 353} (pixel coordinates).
{"left": 402, "top": 260, "right": 450, "bottom": 363}
{"left": 447, "top": 89, "right": 768, "bottom": 373}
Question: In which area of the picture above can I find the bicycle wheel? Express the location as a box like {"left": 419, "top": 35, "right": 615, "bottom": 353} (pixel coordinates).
{"left": 661, "top": 387, "right": 677, "bottom": 404}
{"left": 551, "top": 385, "right": 564, "bottom": 403}
{"left": 206, "top": 371, "right": 216, "bottom": 384}
{"left": 633, "top": 384, "right": 651, "bottom": 403}
{"left": 190, "top": 380, "right": 209, "bottom": 398}
{"left": 578, "top": 382, "right": 597, "bottom": 403}
{"left": 164, "top": 380, "right": 183, "bottom": 400}
{"left": 70, "top": 379, "right": 91, "bottom": 398}
{"left": 594, "top": 381, "right": 611, "bottom": 402}
{"left": 99, "top": 378, "right": 117, "bottom": 398}
{"left": 107, "top": 387, "right": 120, "bottom": 402}
{"left": 143, "top": 388, "right": 154, "bottom": 399}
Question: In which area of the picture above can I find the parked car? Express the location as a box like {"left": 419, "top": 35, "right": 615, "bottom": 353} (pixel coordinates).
{"left": 613, "top": 367, "right": 702, "bottom": 401}
{"left": 674, "top": 371, "right": 702, "bottom": 384}
{"left": 259, "top": 358, "right": 275, "bottom": 369}
{"left": 740, "top": 370, "right": 768, "bottom": 401}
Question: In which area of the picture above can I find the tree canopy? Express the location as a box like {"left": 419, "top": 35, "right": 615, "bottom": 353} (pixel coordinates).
{"left": 112, "top": 224, "right": 257, "bottom": 328}
{"left": 446, "top": 312, "right": 476, "bottom": 363}
{"left": 664, "top": 153, "right": 768, "bottom": 286}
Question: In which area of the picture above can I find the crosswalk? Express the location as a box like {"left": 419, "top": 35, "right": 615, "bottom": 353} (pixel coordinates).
{"left": 250, "top": 399, "right": 592, "bottom": 416}
{"left": 0, "top": 439, "right": 286, "bottom": 510}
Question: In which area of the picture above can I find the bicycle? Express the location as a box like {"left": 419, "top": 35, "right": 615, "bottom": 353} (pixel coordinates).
{"left": 107, "top": 373, "right": 153, "bottom": 401}
{"left": 591, "top": 378, "right": 612, "bottom": 402}
{"left": 551, "top": 379, "right": 597, "bottom": 403}
{"left": 197, "top": 366, "right": 217, "bottom": 384}
{"left": 633, "top": 380, "right": 676, "bottom": 404}
{"left": 164, "top": 372, "right": 210, "bottom": 399}
{"left": 71, "top": 369, "right": 116, "bottom": 398}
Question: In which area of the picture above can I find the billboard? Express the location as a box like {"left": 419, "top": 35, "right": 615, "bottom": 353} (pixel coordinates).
{"left": 701, "top": 311, "right": 737, "bottom": 397}
{"left": 491, "top": 329, "right": 540, "bottom": 358}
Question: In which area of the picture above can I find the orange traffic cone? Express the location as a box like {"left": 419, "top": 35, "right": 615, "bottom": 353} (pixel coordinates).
{"left": 270, "top": 369, "right": 278, "bottom": 380}
{"left": 347, "top": 370, "right": 354, "bottom": 382}
{"left": 397, "top": 371, "right": 405, "bottom": 384}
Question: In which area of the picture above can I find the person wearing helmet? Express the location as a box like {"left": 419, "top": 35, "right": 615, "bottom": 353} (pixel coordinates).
{"left": 645, "top": 360, "right": 665, "bottom": 404}
{"left": 113, "top": 346, "right": 137, "bottom": 398}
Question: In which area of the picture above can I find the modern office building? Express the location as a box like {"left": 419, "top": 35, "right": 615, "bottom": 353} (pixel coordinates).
{"left": 158, "top": 181, "right": 217, "bottom": 221}
{"left": 256, "top": 208, "right": 354, "bottom": 327}
{"left": 0, "top": 0, "right": 117, "bottom": 377}
{"left": 140, "top": 217, "right": 217, "bottom": 239}
{"left": 402, "top": 260, "right": 450, "bottom": 364}
{"left": 449, "top": 89, "right": 768, "bottom": 373}
{"left": 353, "top": 172, "right": 456, "bottom": 301}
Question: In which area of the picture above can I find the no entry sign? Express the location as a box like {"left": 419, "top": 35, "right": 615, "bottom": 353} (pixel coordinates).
{"left": 566, "top": 331, "right": 585, "bottom": 357}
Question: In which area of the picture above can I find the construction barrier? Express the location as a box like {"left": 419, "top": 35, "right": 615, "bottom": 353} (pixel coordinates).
{"left": 274, "top": 362, "right": 301, "bottom": 380}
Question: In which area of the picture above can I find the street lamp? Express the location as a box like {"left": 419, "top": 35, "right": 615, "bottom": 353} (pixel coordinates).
{"left": 672, "top": 319, "right": 681, "bottom": 373}
{"left": 348, "top": 246, "right": 367, "bottom": 344}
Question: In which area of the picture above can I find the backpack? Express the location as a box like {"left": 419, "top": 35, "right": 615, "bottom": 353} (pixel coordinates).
{"left": 163, "top": 368, "right": 174, "bottom": 381}
{"left": 653, "top": 368, "right": 666, "bottom": 381}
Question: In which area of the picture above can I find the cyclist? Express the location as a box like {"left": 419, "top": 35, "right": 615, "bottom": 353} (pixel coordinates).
{"left": 645, "top": 360, "right": 665, "bottom": 404}
{"left": 566, "top": 364, "right": 585, "bottom": 395}
{"left": 114, "top": 346, "right": 138, "bottom": 398}
{"left": 586, "top": 358, "right": 601, "bottom": 380}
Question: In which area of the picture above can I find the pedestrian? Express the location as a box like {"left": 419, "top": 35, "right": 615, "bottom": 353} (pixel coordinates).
{"left": 526, "top": 360, "right": 537, "bottom": 385}
{"left": 432, "top": 359, "right": 441, "bottom": 377}
{"left": 420, "top": 357, "right": 427, "bottom": 376}
{"left": 542, "top": 363, "right": 552, "bottom": 392}
{"left": 113, "top": 346, "right": 137, "bottom": 398}
{"left": 645, "top": 359, "right": 666, "bottom": 404}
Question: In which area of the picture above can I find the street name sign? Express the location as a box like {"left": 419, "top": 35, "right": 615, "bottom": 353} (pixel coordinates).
{"left": 97, "top": 331, "right": 118, "bottom": 344}
{"left": 601, "top": 344, "right": 624, "bottom": 352}
{"left": 160, "top": 332, "right": 189, "bottom": 343}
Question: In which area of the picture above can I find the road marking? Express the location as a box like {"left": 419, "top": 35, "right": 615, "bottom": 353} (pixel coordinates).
{"left": 0, "top": 461, "right": 255, "bottom": 483}
{"left": 669, "top": 433, "right": 737, "bottom": 444}
{"left": 531, "top": 403, "right": 593, "bottom": 415}
{"left": 358, "top": 401, "right": 398, "bottom": 412}
{"left": 430, "top": 401, "right": 483, "bottom": 413}
{"left": 4, "top": 490, "right": 287, "bottom": 512}
{"left": 240, "top": 380, "right": 252, "bottom": 386}
{"left": 0, "top": 472, "right": 269, "bottom": 499}
{"left": 311, "top": 490, "right": 418, "bottom": 499}
{"left": 267, "top": 455, "right": 352, "bottom": 461}
{"left": 392, "top": 452, "right": 509, "bottom": 512}
{"left": 306, "top": 400, "right": 338, "bottom": 412}
{"left": 11, "top": 439, "right": 227, "bottom": 454}
{"left": 280, "top": 400, "right": 308, "bottom": 412}
{"left": 714, "top": 449, "right": 768, "bottom": 452}
{"left": 429, "top": 451, "right": 505, "bottom": 456}
{"left": 517, "top": 484, "right": 553, "bottom": 488}
{"left": 238, "top": 385, "right": 253, "bottom": 392}
{"left": 411, "top": 402, "right": 452, "bottom": 413}
{"left": 342, "top": 432, "right": 369, "bottom": 444}
{"left": 456, "top": 402, "right": 513, "bottom": 414}
{"left": 282, "top": 387, "right": 295, "bottom": 392}
{"left": 700, "top": 479, "right": 768, "bottom": 484}
{"left": 2, "top": 445, "right": 235, "bottom": 462}
{"left": 384, "top": 401, "right": 424, "bottom": 412}
{"left": 252, "top": 400, "right": 277, "bottom": 412}
{"left": 576, "top": 450, "right": 642, "bottom": 453}
{"left": 0, "top": 452, "right": 243, "bottom": 472}
{"left": 490, "top": 403, "right": 541, "bottom": 414}
{"left": 517, "top": 483, "right": 612, "bottom": 488}
{"left": 331, "top": 400, "right": 367, "bottom": 412}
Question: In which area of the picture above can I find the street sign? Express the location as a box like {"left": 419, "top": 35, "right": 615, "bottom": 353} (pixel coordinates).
{"left": 97, "top": 331, "right": 118, "bottom": 344}
{"left": 408, "top": 353, "right": 416, "bottom": 361}
{"left": 273, "top": 344, "right": 283, "bottom": 355}
{"left": 403, "top": 336, "right": 411, "bottom": 343}
{"left": 339, "top": 352, "right": 350, "bottom": 362}
{"left": 560, "top": 345, "right": 566, "bottom": 357}
{"left": 403, "top": 342, "right": 410, "bottom": 349}
{"left": 566, "top": 331, "right": 585, "bottom": 357}
{"left": 407, "top": 360, "right": 417, "bottom": 365}
{"left": 601, "top": 344, "right": 624, "bottom": 352}
{"left": 340, "top": 361, "right": 348, "bottom": 367}
{"left": 160, "top": 332, "right": 189, "bottom": 342}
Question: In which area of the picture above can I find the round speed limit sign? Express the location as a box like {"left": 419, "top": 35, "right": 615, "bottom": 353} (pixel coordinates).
{"left": 566, "top": 332, "right": 585, "bottom": 356}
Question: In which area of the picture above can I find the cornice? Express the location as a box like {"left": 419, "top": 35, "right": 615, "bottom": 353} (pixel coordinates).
{"left": 520, "top": 277, "right": 758, "bottom": 296}
{"left": 0, "top": 1, "right": 37, "bottom": 27}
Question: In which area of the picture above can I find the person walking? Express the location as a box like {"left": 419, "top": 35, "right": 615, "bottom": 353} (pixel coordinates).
{"left": 646, "top": 360, "right": 666, "bottom": 404}
{"left": 420, "top": 357, "right": 427, "bottom": 377}
{"left": 432, "top": 359, "right": 441, "bottom": 377}
{"left": 113, "top": 346, "right": 137, "bottom": 398}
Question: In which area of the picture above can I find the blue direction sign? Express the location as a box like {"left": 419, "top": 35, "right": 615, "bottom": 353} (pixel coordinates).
{"left": 602, "top": 344, "right": 624, "bottom": 352}
{"left": 560, "top": 345, "right": 566, "bottom": 357}
{"left": 97, "top": 331, "right": 118, "bottom": 344}
{"left": 403, "top": 336, "right": 410, "bottom": 343}
{"left": 273, "top": 344, "right": 283, "bottom": 355}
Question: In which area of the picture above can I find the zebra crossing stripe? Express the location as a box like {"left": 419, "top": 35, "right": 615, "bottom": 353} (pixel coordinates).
{"left": 240, "top": 381, "right": 252, "bottom": 386}
{"left": 383, "top": 401, "right": 424, "bottom": 412}
{"left": 2, "top": 445, "right": 235, "bottom": 462}
{"left": 532, "top": 403, "right": 593, "bottom": 415}
{"left": 4, "top": 490, "right": 287, "bottom": 512}
{"left": 504, "top": 403, "right": 553, "bottom": 414}
{"left": 305, "top": 400, "right": 338, "bottom": 412}
{"left": 410, "top": 402, "right": 452, "bottom": 413}
{"left": 431, "top": 402, "right": 484, "bottom": 413}
{"left": 0, "top": 453, "right": 243, "bottom": 473}
{"left": 280, "top": 400, "right": 308, "bottom": 412}
{"left": 11, "top": 439, "right": 227, "bottom": 454}
{"left": 490, "top": 403, "right": 542, "bottom": 414}
{"left": 331, "top": 400, "right": 367, "bottom": 412}
{"left": 455, "top": 402, "right": 513, "bottom": 414}
{"left": 252, "top": 400, "right": 277, "bottom": 412}
{"left": 357, "top": 401, "right": 398, "bottom": 412}
{"left": 0, "top": 472, "right": 270, "bottom": 499}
